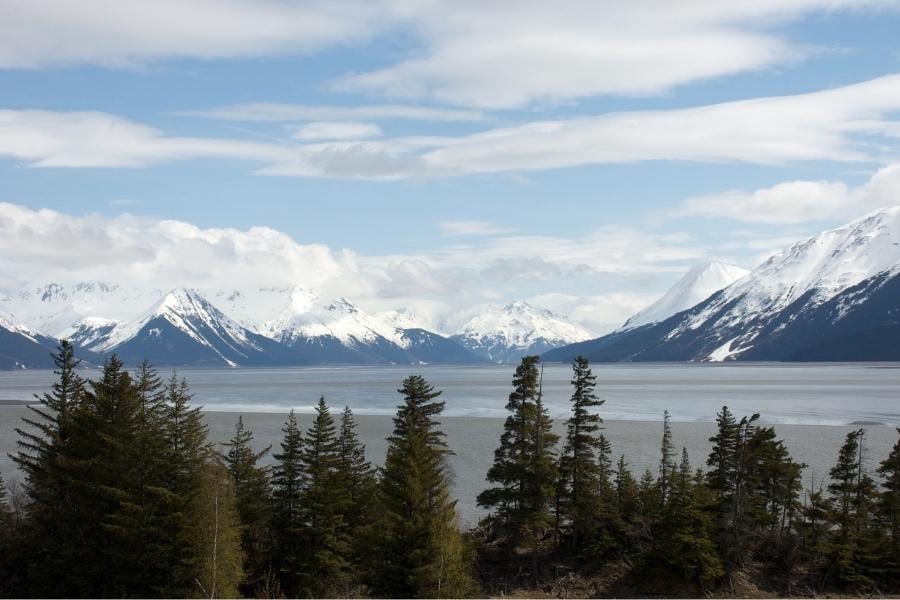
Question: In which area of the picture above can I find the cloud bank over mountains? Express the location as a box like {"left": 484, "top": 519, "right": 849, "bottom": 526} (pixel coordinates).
{"left": 0, "top": 202, "right": 713, "bottom": 335}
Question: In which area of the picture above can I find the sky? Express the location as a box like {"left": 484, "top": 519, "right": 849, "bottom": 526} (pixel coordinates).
{"left": 1, "top": 0, "right": 900, "bottom": 334}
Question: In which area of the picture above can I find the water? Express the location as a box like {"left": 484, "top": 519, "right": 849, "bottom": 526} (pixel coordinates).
{"left": 3, "top": 363, "right": 899, "bottom": 524}
{"left": 1, "top": 363, "right": 899, "bottom": 425}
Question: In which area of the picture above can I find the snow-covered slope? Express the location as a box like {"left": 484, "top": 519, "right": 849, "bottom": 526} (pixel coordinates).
{"left": 452, "top": 301, "right": 591, "bottom": 363}
{"left": 263, "top": 289, "right": 482, "bottom": 364}
{"left": 91, "top": 288, "right": 294, "bottom": 367}
{"left": 0, "top": 282, "right": 163, "bottom": 338}
{"left": 545, "top": 207, "right": 900, "bottom": 363}
{"left": 265, "top": 290, "right": 409, "bottom": 348}
{"left": 622, "top": 261, "right": 749, "bottom": 330}
{"left": 0, "top": 308, "right": 71, "bottom": 369}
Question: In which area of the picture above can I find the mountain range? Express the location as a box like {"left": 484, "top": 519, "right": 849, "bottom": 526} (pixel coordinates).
{"left": 4, "top": 207, "right": 900, "bottom": 368}
{"left": 545, "top": 207, "right": 900, "bottom": 363}
{"left": 0, "top": 284, "right": 590, "bottom": 368}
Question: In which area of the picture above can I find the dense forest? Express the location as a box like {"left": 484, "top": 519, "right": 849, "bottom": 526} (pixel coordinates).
{"left": 1, "top": 343, "right": 900, "bottom": 598}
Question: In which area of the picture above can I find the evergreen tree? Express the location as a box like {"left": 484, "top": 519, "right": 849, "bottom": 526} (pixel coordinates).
{"left": 63, "top": 355, "right": 145, "bottom": 596}
{"left": 659, "top": 410, "right": 676, "bottom": 504}
{"left": 112, "top": 361, "right": 173, "bottom": 596}
{"left": 478, "top": 356, "right": 559, "bottom": 573}
{"left": 797, "top": 483, "right": 831, "bottom": 586}
{"left": 223, "top": 415, "right": 272, "bottom": 594}
{"left": 373, "top": 375, "right": 475, "bottom": 598}
{"left": 337, "top": 405, "right": 377, "bottom": 521}
{"left": 878, "top": 429, "right": 900, "bottom": 578}
{"left": 558, "top": 356, "right": 607, "bottom": 553}
{"left": 655, "top": 448, "right": 724, "bottom": 591}
{"left": 337, "top": 405, "right": 378, "bottom": 576}
{"left": 825, "top": 428, "right": 879, "bottom": 590}
{"left": 298, "top": 397, "right": 352, "bottom": 597}
{"left": 10, "top": 341, "right": 84, "bottom": 596}
{"left": 271, "top": 409, "right": 306, "bottom": 595}
{"left": 162, "top": 373, "right": 218, "bottom": 597}
{"left": 0, "top": 472, "right": 16, "bottom": 597}
{"left": 707, "top": 406, "right": 739, "bottom": 503}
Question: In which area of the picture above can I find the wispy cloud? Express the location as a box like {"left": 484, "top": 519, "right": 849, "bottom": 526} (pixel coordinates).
{"left": 5, "top": 74, "right": 900, "bottom": 178}
{"left": 438, "top": 220, "right": 514, "bottom": 237}
{"left": 4, "top": 0, "right": 897, "bottom": 113}
{"left": 180, "top": 103, "right": 486, "bottom": 123}
{"left": 334, "top": 1, "right": 894, "bottom": 109}
{"left": 671, "top": 163, "right": 900, "bottom": 224}
{"left": 0, "top": 0, "right": 385, "bottom": 69}
{"left": 291, "top": 121, "right": 382, "bottom": 141}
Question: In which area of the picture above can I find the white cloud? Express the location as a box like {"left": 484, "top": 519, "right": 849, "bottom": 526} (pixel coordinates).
{"left": 0, "top": 109, "right": 291, "bottom": 168}
{"left": 0, "top": 0, "right": 385, "bottom": 69}
{"left": 291, "top": 121, "right": 382, "bottom": 141}
{"left": 336, "top": 0, "right": 898, "bottom": 109}
{"left": 417, "top": 74, "right": 900, "bottom": 175}
{"left": 3, "top": 0, "right": 897, "bottom": 113}
{"left": 672, "top": 162, "right": 900, "bottom": 223}
{"left": 185, "top": 103, "right": 485, "bottom": 123}
{"left": 5, "top": 74, "right": 900, "bottom": 178}
{"left": 438, "top": 221, "right": 514, "bottom": 237}
{"left": 0, "top": 203, "right": 723, "bottom": 333}
{"left": 528, "top": 292, "right": 661, "bottom": 335}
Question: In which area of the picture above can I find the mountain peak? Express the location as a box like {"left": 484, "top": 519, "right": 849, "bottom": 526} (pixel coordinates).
{"left": 622, "top": 261, "right": 749, "bottom": 330}
{"left": 454, "top": 301, "right": 590, "bottom": 363}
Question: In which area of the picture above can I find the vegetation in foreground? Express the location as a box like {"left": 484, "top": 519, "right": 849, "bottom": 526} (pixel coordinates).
{"left": 1, "top": 342, "right": 899, "bottom": 598}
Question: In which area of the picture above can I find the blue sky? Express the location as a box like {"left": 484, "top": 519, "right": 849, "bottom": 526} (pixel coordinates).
{"left": 1, "top": 1, "right": 900, "bottom": 333}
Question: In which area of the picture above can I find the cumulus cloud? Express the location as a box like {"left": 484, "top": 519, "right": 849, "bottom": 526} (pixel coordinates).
{"left": 0, "top": 203, "right": 721, "bottom": 333}
{"left": 672, "top": 162, "right": 900, "bottom": 223}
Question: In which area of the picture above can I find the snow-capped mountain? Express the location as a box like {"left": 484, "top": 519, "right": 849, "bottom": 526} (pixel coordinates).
{"left": 452, "top": 301, "right": 591, "bottom": 363}
{"left": 545, "top": 207, "right": 900, "bottom": 363}
{"left": 0, "top": 282, "right": 163, "bottom": 339}
{"left": 621, "top": 261, "right": 749, "bottom": 330}
{"left": 264, "top": 289, "right": 482, "bottom": 365}
{"left": 0, "top": 308, "right": 100, "bottom": 369}
{"left": 86, "top": 288, "right": 294, "bottom": 367}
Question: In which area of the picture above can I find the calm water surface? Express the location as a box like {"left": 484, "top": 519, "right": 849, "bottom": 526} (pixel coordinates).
{"left": 1, "top": 363, "right": 898, "bottom": 425}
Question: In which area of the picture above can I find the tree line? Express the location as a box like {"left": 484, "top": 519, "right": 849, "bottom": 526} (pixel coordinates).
{"left": 1, "top": 344, "right": 899, "bottom": 597}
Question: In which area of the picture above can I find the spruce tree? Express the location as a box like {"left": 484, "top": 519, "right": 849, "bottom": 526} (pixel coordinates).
{"left": 826, "top": 428, "right": 879, "bottom": 590}
{"left": 654, "top": 448, "right": 724, "bottom": 591}
{"left": 223, "top": 415, "right": 272, "bottom": 594}
{"left": 707, "top": 406, "right": 739, "bottom": 503}
{"left": 10, "top": 340, "right": 84, "bottom": 596}
{"left": 558, "top": 356, "right": 607, "bottom": 553}
{"left": 878, "top": 429, "right": 900, "bottom": 578}
{"left": 162, "top": 374, "right": 217, "bottom": 597}
{"left": 112, "top": 361, "right": 173, "bottom": 596}
{"left": 658, "top": 410, "right": 676, "bottom": 504}
{"left": 337, "top": 405, "right": 377, "bottom": 577}
{"left": 298, "top": 397, "right": 352, "bottom": 597}
{"left": 271, "top": 409, "right": 306, "bottom": 595}
{"left": 373, "top": 375, "right": 475, "bottom": 598}
{"left": 0, "top": 472, "right": 15, "bottom": 597}
{"left": 478, "top": 356, "right": 559, "bottom": 572}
